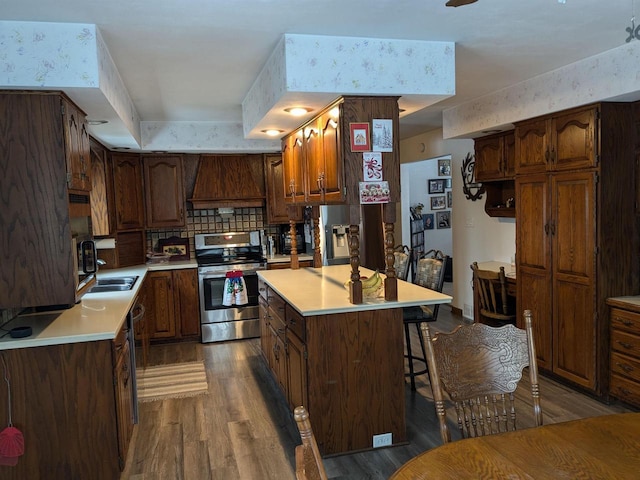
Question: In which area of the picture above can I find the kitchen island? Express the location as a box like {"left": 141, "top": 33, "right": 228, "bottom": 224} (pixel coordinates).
{"left": 257, "top": 264, "right": 451, "bottom": 456}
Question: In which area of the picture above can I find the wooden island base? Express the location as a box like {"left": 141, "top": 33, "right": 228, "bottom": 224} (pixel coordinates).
{"left": 258, "top": 265, "right": 451, "bottom": 456}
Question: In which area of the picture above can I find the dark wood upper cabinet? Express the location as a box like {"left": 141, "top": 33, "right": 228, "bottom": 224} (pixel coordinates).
{"left": 62, "top": 97, "right": 92, "bottom": 193}
{"left": 143, "top": 155, "right": 186, "bottom": 228}
{"left": 112, "top": 153, "right": 145, "bottom": 231}
{"left": 282, "top": 96, "right": 398, "bottom": 208}
{"left": 264, "top": 153, "right": 302, "bottom": 224}
{"left": 515, "top": 105, "right": 597, "bottom": 175}
{"left": 282, "top": 133, "right": 306, "bottom": 204}
{"left": 475, "top": 131, "right": 515, "bottom": 182}
{"left": 90, "top": 138, "right": 115, "bottom": 236}
{"left": 0, "top": 91, "right": 87, "bottom": 308}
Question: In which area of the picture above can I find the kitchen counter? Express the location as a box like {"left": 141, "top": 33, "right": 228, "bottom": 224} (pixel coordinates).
{"left": 258, "top": 264, "right": 452, "bottom": 316}
{"left": 0, "top": 260, "right": 200, "bottom": 351}
{"left": 0, "top": 265, "right": 148, "bottom": 350}
{"left": 265, "top": 253, "right": 314, "bottom": 264}
{"left": 258, "top": 263, "right": 452, "bottom": 455}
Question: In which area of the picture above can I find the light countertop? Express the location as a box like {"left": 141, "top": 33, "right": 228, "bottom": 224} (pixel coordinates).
{"left": 266, "top": 253, "right": 314, "bottom": 264}
{"left": 258, "top": 264, "right": 451, "bottom": 316}
{"left": 0, "top": 265, "right": 150, "bottom": 350}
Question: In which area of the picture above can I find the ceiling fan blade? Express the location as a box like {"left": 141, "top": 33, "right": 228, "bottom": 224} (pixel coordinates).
{"left": 445, "top": 0, "right": 478, "bottom": 6}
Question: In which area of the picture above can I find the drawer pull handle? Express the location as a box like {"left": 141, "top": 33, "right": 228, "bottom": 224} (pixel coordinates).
{"left": 617, "top": 362, "right": 635, "bottom": 373}
{"left": 616, "top": 341, "right": 634, "bottom": 350}
{"left": 290, "top": 318, "right": 296, "bottom": 325}
{"left": 621, "top": 319, "right": 634, "bottom": 327}
{"left": 277, "top": 326, "right": 286, "bottom": 334}
{"left": 620, "top": 388, "right": 632, "bottom": 395}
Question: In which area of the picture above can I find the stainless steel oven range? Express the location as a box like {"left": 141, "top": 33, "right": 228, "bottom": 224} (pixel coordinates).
{"left": 195, "top": 231, "right": 266, "bottom": 343}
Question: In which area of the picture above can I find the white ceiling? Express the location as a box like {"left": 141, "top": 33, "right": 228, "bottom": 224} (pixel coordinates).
{"left": 3, "top": 0, "right": 636, "bottom": 149}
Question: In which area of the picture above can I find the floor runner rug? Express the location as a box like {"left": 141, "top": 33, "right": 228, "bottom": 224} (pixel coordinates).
{"left": 137, "top": 361, "right": 208, "bottom": 402}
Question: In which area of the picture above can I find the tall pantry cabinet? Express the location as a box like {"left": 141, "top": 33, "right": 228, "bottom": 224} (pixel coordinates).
{"left": 515, "top": 103, "right": 639, "bottom": 395}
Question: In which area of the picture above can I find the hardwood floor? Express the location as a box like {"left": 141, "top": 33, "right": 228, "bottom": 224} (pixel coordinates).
{"left": 122, "top": 301, "right": 636, "bottom": 479}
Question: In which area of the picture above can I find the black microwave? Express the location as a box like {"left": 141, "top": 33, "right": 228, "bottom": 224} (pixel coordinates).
{"left": 279, "top": 223, "right": 305, "bottom": 255}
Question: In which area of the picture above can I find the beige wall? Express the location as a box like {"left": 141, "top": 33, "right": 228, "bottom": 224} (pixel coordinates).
{"left": 400, "top": 128, "right": 515, "bottom": 319}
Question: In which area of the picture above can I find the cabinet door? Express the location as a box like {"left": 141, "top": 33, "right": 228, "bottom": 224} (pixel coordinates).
{"left": 319, "top": 110, "right": 343, "bottom": 203}
{"left": 515, "top": 118, "right": 549, "bottom": 175}
{"left": 259, "top": 295, "right": 271, "bottom": 363}
{"left": 112, "top": 153, "right": 145, "bottom": 230}
{"left": 282, "top": 132, "right": 305, "bottom": 204}
{"left": 143, "top": 156, "right": 185, "bottom": 228}
{"left": 174, "top": 269, "right": 200, "bottom": 338}
{"left": 62, "top": 98, "right": 91, "bottom": 192}
{"left": 305, "top": 118, "right": 324, "bottom": 202}
{"left": 516, "top": 174, "right": 552, "bottom": 368}
{"left": 90, "top": 139, "right": 114, "bottom": 236}
{"left": 272, "top": 327, "right": 288, "bottom": 392}
{"left": 552, "top": 107, "right": 597, "bottom": 171}
{"left": 287, "top": 331, "right": 308, "bottom": 410}
{"left": 264, "top": 154, "right": 302, "bottom": 224}
{"left": 475, "top": 135, "right": 504, "bottom": 181}
{"left": 551, "top": 171, "right": 596, "bottom": 388}
{"left": 503, "top": 131, "right": 516, "bottom": 177}
{"left": 147, "top": 271, "right": 177, "bottom": 339}
{"left": 114, "top": 339, "right": 133, "bottom": 470}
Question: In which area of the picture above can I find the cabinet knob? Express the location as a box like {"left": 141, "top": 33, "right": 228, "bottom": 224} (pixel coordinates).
{"left": 616, "top": 362, "right": 635, "bottom": 373}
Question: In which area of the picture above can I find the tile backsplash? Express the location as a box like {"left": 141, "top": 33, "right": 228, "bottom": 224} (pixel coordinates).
{"left": 146, "top": 207, "right": 280, "bottom": 258}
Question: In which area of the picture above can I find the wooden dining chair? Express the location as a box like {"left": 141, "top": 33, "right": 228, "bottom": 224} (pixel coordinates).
{"left": 421, "top": 309, "right": 543, "bottom": 444}
{"left": 402, "top": 250, "right": 449, "bottom": 390}
{"left": 471, "top": 261, "right": 516, "bottom": 325}
{"left": 294, "top": 406, "right": 328, "bottom": 480}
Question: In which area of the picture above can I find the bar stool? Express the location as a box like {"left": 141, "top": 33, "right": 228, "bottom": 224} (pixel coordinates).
{"left": 402, "top": 250, "right": 449, "bottom": 390}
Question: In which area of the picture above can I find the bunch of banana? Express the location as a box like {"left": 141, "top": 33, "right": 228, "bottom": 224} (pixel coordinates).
{"left": 344, "top": 270, "right": 383, "bottom": 297}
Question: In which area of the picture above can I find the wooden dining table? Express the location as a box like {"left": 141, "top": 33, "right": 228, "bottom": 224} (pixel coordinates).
{"left": 390, "top": 413, "right": 640, "bottom": 479}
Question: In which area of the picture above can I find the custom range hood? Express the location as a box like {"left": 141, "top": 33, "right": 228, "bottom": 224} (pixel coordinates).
{"left": 189, "top": 154, "right": 266, "bottom": 209}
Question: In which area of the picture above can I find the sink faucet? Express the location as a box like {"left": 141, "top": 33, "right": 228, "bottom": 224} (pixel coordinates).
{"left": 97, "top": 259, "right": 107, "bottom": 266}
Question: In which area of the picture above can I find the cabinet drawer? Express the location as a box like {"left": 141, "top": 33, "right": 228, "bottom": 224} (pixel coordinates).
{"left": 269, "top": 305, "right": 286, "bottom": 335}
{"left": 611, "top": 329, "right": 640, "bottom": 358}
{"left": 609, "top": 374, "right": 640, "bottom": 407}
{"left": 268, "top": 289, "right": 286, "bottom": 323}
{"left": 610, "top": 352, "right": 640, "bottom": 382}
{"left": 286, "top": 304, "right": 306, "bottom": 342}
{"left": 610, "top": 308, "right": 640, "bottom": 335}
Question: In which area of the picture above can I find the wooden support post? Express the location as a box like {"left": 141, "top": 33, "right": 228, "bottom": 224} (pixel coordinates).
{"left": 311, "top": 205, "right": 322, "bottom": 268}
{"left": 348, "top": 224, "right": 363, "bottom": 304}
{"left": 384, "top": 222, "right": 397, "bottom": 301}
{"left": 288, "top": 206, "right": 299, "bottom": 269}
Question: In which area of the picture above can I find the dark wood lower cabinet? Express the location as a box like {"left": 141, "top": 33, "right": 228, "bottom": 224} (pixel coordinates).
{"left": 0, "top": 338, "right": 130, "bottom": 479}
{"left": 146, "top": 268, "right": 201, "bottom": 341}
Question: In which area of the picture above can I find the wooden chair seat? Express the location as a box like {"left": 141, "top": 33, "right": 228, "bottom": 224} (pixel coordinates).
{"left": 421, "top": 310, "right": 543, "bottom": 444}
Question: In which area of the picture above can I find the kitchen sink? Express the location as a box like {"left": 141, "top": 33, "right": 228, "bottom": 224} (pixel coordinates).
{"left": 89, "top": 276, "right": 138, "bottom": 293}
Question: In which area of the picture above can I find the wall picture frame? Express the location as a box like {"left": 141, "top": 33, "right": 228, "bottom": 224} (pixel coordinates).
{"left": 431, "top": 195, "right": 446, "bottom": 210}
{"left": 423, "top": 213, "right": 434, "bottom": 230}
{"left": 437, "top": 211, "right": 451, "bottom": 229}
{"left": 350, "top": 122, "right": 370, "bottom": 152}
{"left": 447, "top": 191, "right": 453, "bottom": 208}
{"left": 438, "top": 158, "right": 451, "bottom": 176}
{"left": 428, "top": 178, "right": 445, "bottom": 194}
{"left": 158, "top": 236, "right": 190, "bottom": 261}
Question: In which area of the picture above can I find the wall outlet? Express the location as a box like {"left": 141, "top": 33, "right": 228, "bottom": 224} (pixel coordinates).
{"left": 373, "top": 433, "right": 392, "bottom": 448}
{"left": 463, "top": 303, "right": 473, "bottom": 319}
